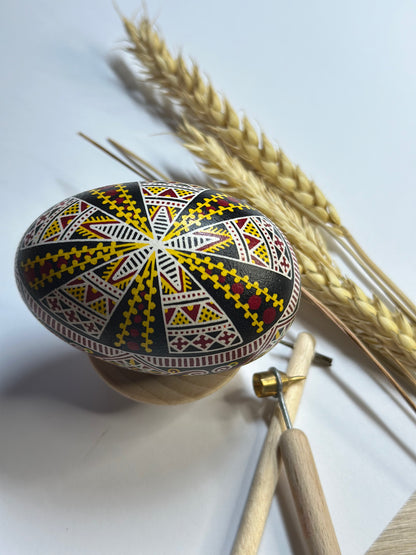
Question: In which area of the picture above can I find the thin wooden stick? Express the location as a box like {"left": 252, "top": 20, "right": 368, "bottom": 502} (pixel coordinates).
{"left": 231, "top": 332, "right": 316, "bottom": 555}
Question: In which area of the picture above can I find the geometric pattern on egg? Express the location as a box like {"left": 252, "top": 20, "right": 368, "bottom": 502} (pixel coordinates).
{"left": 15, "top": 182, "right": 300, "bottom": 375}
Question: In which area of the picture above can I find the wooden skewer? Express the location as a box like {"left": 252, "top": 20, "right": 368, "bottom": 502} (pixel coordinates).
{"left": 254, "top": 368, "right": 340, "bottom": 553}
{"left": 232, "top": 332, "right": 316, "bottom": 555}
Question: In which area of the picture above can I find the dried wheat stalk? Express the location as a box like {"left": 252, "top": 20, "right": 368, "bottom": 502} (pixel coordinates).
{"left": 120, "top": 15, "right": 416, "bottom": 396}
{"left": 178, "top": 122, "right": 416, "bottom": 385}
{"left": 123, "top": 15, "right": 416, "bottom": 324}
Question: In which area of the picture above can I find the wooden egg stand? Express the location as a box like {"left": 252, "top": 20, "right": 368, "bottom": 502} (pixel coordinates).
{"left": 90, "top": 356, "right": 240, "bottom": 405}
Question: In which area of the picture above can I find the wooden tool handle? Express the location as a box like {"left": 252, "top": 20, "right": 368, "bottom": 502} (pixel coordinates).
{"left": 231, "top": 332, "right": 316, "bottom": 555}
{"left": 280, "top": 428, "right": 341, "bottom": 555}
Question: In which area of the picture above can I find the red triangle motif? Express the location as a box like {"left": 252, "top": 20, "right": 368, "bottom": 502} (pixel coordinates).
{"left": 80, "top": 221, "right": 120, "bottom": 239}
{"left": 157, "top": 188, "right": 179, "bottom": 198}
{"left": 67, "top": 278, "right": 84, "bottom": 286}
{"left": 85, "top": 285, "right": 103, "bottom": 303}
{"left": 244, "top": 234, "right": 261, "bottom": 250}
{"left": 182, "top": 305, "right": 200, "bottom": 321}
{"left": 236, "top": 218, "right": 248, "bottom": 229}
{"left": 59, "top": 215, "right": 75, "bottom": 229}
{"left": 250, "top": 255, "right": 268, "bottom": 268}
{"left": 165, "top": 307, "right": 176, "bottom": 324}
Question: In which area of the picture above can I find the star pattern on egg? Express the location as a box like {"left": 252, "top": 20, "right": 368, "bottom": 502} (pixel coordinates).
{"left": 16, "top": 182, "right": 300, "bottom": 375}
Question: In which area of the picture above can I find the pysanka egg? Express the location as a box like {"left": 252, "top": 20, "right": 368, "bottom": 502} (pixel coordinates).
{"left": 15, "top": 182, "right": 300, "bottom": 375}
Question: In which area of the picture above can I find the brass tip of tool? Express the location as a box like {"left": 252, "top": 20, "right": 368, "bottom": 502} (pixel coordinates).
{"left": 253, "top": 370, "right": 278, "bottom": 398}
{"left": 252, "top": 369, "right": 305, "bottom": 398}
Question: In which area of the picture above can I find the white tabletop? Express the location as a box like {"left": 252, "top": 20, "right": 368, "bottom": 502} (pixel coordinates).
{"left": 1, "top": 1, "right": 415, "bottom": 553}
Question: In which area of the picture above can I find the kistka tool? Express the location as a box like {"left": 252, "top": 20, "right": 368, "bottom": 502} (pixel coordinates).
{"left": 253, "top": 367, "right": 341, "bottom": 555}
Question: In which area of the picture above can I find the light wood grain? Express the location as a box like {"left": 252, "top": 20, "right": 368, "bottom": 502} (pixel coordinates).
{"left": 366, "top": 491, "right": 416, "bottom": 554}
{"left": 231, "top": 332, "right": 316, "bottom": 555}
{"left": 90, "top": 356, "right": 239, "bottom": 404}
{"left": 280, "top": 428, "right": 341, "bottom": 555}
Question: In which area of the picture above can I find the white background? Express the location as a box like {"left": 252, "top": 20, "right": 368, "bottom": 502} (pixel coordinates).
{"left": 1, "top": 1, "right": 415, "bottom": 553}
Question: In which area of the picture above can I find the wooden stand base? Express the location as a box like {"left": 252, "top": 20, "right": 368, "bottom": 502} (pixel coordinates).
{"left": 89, "top": 356, "right": 240, "bottom": 405}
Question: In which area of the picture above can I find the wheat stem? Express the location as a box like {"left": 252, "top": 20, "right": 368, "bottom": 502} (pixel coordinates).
{"left": 302, "top": 289, "right": 416, "bottom": 413}
{"left": 340, "top": 226, "right": 416, "bottom": 322}
{"left": 78, "top": 132, "right": 144, "bottom": 177}
{"left": 107, "top": 138, "right": 171, "bottom": 181}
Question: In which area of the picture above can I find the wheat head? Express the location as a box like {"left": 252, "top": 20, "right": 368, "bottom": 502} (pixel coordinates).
{"left": 123, "top": 16, "right": 342, "bottom": 229}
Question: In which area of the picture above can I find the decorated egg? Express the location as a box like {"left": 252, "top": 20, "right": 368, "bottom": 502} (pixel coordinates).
{"left": 15, "top": 182, "right": 300, "bottom": 376}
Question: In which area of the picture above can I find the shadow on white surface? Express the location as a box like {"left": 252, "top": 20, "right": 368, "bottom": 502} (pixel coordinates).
{"left": 296, "top": 300, "right": 415, "bottom": 416}
{"left": 222, "top": 386, "right": 269, "bottom": 425}
{"left": 0, "top": 346, "right": 260, "bottom": 488}
{"left": 1, "top": 351, "right": 133, "bottom": 413}
{"left": 325, "top": 371, "right": 416, "bottom": 464}
{"left": 107, "top": 53, "right": 179, "bottom": 132}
